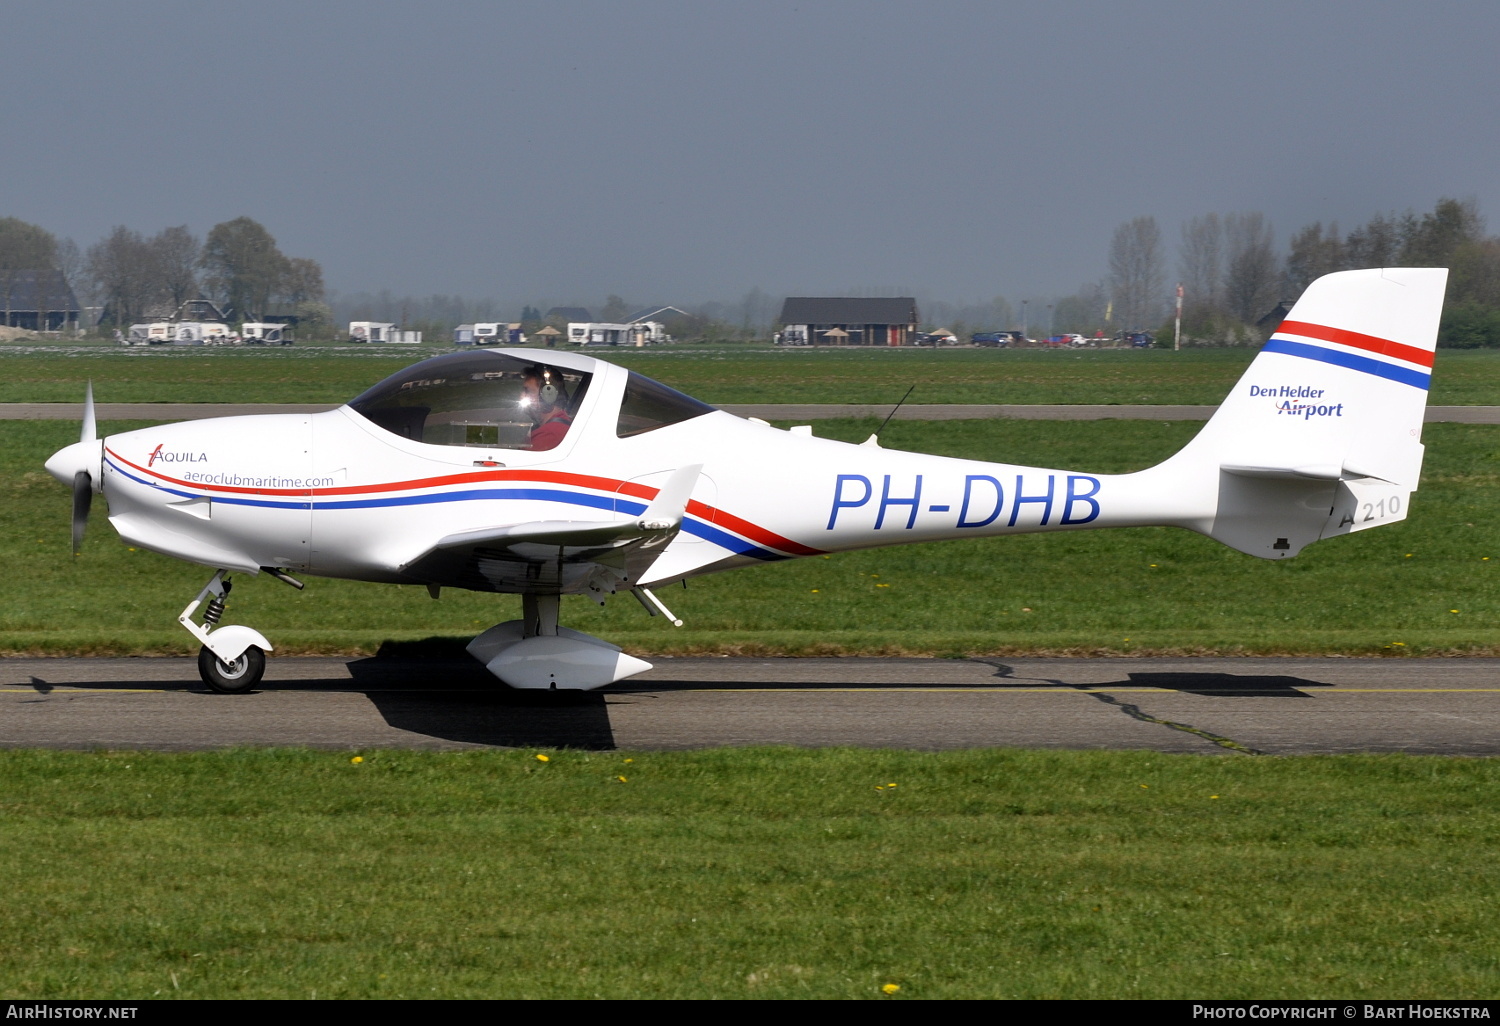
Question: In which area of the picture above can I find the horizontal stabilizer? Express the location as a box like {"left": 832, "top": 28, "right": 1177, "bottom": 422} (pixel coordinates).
{"left": 1221, "top": 462, "right": 1344, "bottom": 481}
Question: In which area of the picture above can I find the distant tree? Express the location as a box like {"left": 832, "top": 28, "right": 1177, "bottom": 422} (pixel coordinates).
{"left": 85, "top": 226, "right": 155, "bottom": 328}
{"left": 200, "top": 217, "right": 291, "bottom": 321}
{"left": 1054, "top": 281, "right": 1108, "bottom": 334}
{"left": 983, "top": 295, "right": 1015, "bottom": 331}
{"left": 737, "top": 287, "right": 778, "bottom": 334}
{"left": 0, "top": 217, "right": 59, "bottom": 327}
{"left": 1402, "top": 197, "right": 1484, "bottom": 267}
{"left": 0, "top": 217, "right": 58, "bottom": 269}
{"left": 1344, "top": 212, "right": 1405, "bottom": 269}
{"left": 53, "top": 237, "right": 88, "bottom": 332}
{"left": 1438, "top": 303, "right": 1500, "bottom": 348}
{"left": 279, "top": 257, "right": 325, "bottom": 306}
{"left": 56, "top": 238, "right": 84, "bottom": 298}
{"left": 1448, "top": 238, "right": 1500, "bottom": 309}
{"left": 600, "top": 294, "right": 631, "bottom": 322}
{"left": 1283, "top": 221, "right": 1346, "bottom": 297}
{"left": 1222, "top": 212, "right": 1279, "bottom": 323}
{"left": 1179, "top": 214, "right": 1223, "bottom": 317}
{"left": 147, "top": 226, "right": 201, "bottom": 311}
{"left": 1108, "top": 216, "right": 1164, "bottom": 329}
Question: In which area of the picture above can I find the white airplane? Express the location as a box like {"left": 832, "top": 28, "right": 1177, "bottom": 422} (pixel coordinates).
{"left": 46, "top": 268, "right": 1446, "bottom": 693}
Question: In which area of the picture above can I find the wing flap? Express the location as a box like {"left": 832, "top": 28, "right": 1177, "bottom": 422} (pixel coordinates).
{"left": 398, "top": 465, "right": 704, "bottom": 593}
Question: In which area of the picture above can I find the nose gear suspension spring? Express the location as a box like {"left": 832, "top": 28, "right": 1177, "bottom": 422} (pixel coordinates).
{"left": 203, "top": 579, "right": 232, "bottom": 624}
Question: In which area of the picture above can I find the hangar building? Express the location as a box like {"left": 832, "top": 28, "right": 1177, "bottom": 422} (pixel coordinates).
{"left": 776, "top": 297, "right": 919, "bottom": 346}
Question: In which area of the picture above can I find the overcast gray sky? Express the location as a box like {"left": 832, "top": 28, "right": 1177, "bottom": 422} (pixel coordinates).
{"left": 6, "top": 1, "right": 1497, "bottom": 306}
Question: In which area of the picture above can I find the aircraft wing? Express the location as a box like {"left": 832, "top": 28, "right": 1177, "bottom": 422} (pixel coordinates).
{"left": 397, "top": 464, "right": 701, "bottom": 595}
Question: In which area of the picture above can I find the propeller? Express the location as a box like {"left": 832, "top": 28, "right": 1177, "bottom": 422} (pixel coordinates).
{"left": 81, "top": 379, "right": 95, "bottom": 444}
{"left": 71, "top": 471, "right": 92, "bottom": 555}
{"left": 72, "top": 382, "right": 96, "bottom": 554}
{"left": 44, "top": 382, "right": 100, "bottom": 556}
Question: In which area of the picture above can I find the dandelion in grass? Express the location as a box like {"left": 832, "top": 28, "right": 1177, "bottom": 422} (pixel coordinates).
{"left": 616, "top": 776, "right": 628, "bottom": 783}
{"left": 535, "top": 754, "right": 549, "bottom": 763}
{"left": 882, "top": 984, "right": 901, "bottom": 995}
{"left": 350, "top": 756, "right": 363, "bottom": 764}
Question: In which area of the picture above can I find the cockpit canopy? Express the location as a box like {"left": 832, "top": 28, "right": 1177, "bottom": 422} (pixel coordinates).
{"left": 349, "top": 352, "right": 590, "bottom": 448}
{"left": 347, "top": 351, "right": 715, "bottom": 449}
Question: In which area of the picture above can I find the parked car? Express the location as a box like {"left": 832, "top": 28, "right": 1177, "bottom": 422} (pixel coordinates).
{"left": 975, "top": 330, "right": 1029, "bottom": 347}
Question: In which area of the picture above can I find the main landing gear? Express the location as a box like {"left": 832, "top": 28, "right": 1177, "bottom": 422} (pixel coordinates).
{"left": 465, "top": 587, "right": 684, "bottom": 690}
{"left": 179, "top": 569, "right": 295, "bottom": 693}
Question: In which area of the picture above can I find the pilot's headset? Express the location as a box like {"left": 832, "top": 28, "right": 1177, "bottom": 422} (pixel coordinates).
{"left": 525, "top": 365, "right": 566, "bottom": 409}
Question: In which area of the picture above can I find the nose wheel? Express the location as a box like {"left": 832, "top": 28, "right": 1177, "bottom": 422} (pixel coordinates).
{"left": 179, "top": 570, "right": 279, "bottom": 694}
{"left": 198, "top": 644, "right": 266, "bottom": 694}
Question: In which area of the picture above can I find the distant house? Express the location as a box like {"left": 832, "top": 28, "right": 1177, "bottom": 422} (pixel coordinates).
{"left": 1256, "top": 300, "right": 1295, "bottom": 330}
{"left": 109, "top": 297, "right": 232, "bottom": 329}
{"left": 144, "top": 298, "right": 228, "bottom": 322}
{"left": 0, "top": 269, "right": 79, "bottom": 332}
{"left": 776, "top": 297, "right": 919, "bottom": 346}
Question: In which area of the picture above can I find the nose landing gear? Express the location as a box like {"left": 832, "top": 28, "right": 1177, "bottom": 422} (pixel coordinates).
{"left": 179, "top": 570, "right": 275, "bottom": 693}
{"left": 197, "top": 644, "right": 266, "bottom": 694}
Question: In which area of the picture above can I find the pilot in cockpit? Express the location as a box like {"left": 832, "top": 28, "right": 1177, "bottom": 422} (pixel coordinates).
{"left": 521, "top": 365, "right": 573, "bottom": 451}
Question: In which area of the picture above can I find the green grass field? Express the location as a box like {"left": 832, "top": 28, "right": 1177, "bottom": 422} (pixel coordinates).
{"left": 1, "top": 747, "right": 1497, "bottom": 999}
{"left": 2, "top": 343, "right": 1499, "bottom": 405}
{"left": 5, "top": 418, "right": 1497, "bottom": 656}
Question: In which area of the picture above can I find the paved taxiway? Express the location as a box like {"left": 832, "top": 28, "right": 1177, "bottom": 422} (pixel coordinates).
{"left": 3, "top": 657, "right": 1497, "bottom": 755}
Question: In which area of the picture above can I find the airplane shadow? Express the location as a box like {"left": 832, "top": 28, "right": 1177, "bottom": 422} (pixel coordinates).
{"left": 14, "top": 639, "right": 618, "bottom": 750}
{"left": 346, "top": 639, "right": 617, "bottom": 750}
{"left": 1117, "top": 672, "right": 1328, "bottom": 697}
{"left": 16, "top": 649, "right": 1331, "bottom": 752}
{"left": 977, "top": 662, "right": 1331, "bottom": 698}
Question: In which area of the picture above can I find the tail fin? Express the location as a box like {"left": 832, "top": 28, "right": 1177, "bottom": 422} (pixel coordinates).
{"left": 1165, "top": 267, "right": 1447, "bottom": 559}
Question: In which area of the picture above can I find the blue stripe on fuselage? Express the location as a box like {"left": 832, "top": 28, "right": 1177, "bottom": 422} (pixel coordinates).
{"left": 105, "top": 457, "right": 783, "bottom": 561}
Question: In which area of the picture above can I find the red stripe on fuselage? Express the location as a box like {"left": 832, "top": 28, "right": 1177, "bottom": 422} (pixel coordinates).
{"left": 104, "top": 447, "right": 822, "bottom": 557}
{"left": 1275, "top": 319, "right": 1433, "bottom": 368}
